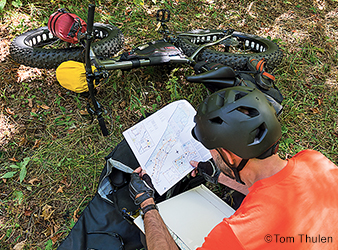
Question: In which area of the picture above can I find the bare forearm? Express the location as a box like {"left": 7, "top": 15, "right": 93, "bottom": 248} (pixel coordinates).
{"left": 144, "top": 210, "right": 178, "bottom": 250}
{"left": 218, "top": 173, "right": 249, "bottom": 195}
{"left": 142, "top": 199, "right": 178, "bottom": 250}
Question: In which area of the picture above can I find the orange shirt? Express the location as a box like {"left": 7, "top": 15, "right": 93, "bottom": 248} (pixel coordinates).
{"left": 198, "top": 150, "right": 338, "bottom": 250}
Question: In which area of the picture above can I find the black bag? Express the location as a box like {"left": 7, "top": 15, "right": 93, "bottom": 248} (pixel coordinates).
{"left": 58, "top": 138, "right": 205, "bottom": 250}
{"left": 57, "top": 139, "right": 143, "bottom": 250}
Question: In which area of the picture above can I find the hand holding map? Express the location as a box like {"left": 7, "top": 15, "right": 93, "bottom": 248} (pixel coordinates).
{"left": 123, "top": 100, "right": 211, "bottom": 196}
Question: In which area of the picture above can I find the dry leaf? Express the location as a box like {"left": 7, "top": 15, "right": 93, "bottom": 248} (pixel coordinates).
{"left": 32, "top": 139, "right": 41, "bottom": 149}
{"left": 28, "top": 99, "right": 33, "bottom": 108}
{"left": 51, "top": 232, "right": 63, "bottom": 244}
{"left": 42, "top": 204, "right": 54, "bottom": 220}
{"left": 43, "top": 225, "right": 53, "bottom": 237}
{"left": 28, "top": 178, "right": 39, "bottom": 185}
{"left": 9, "top": 157, "right": 18, "bottom": 162}
{"left": 67, "top": 129, "right": 76, "bottom": 134}
{"left": 18, "top": 137, "right": 27, "bottom": 146}
{"left": 5, "top": 107, "right": 14, "bottom": 115}
{"left": 73, "top": 208, "right": 80, "bottom": 222}
{"left": 40, "top": 104, "right": 50, "bottom": 110}
{"left": 120, "top": 101, "right": 126, "bottom": 108}
{"left": 79, "top": 110, "right": 89, "bottom": 115}
{"left": 310, "top": 107, "right": 320, "bottom": 114}
{"left": 54, "top": 224, "right": 60, "bottom": 232}
{"left": 31, "top": 107, "right": 38, "bottom": 114}
{"left": 13, "top": 240, "right": 26, "bottom": 250}
{"left": 56, "top": 186, "right": 64, "bottom": 194}
{"left": 24, "top": 209, "right": 32, "bottom": 217}
{"left": 2, "top": 179, "right": 6, "bottom": 183}
{"left": 60, "top": 177, "right": 70, "bottom": 187}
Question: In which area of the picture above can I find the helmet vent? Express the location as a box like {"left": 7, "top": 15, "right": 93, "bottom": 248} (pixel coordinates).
{"left": 234, "top": 92, "right": 248, "bottom": 101}
{"left": 209, "top": 116, "right": 223, "bottom": 124}
{"left": 237, "top": 107, "right": 259, "bottom": 118}
{"left": 254, "top": 123, "right": 267, "bottom": 143}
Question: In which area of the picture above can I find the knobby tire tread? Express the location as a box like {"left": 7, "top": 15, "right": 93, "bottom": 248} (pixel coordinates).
{"left": 9, "top": 23, "right": 124, "bottom": 69}
{"left": 176, "top": 31, "right": 283, "bottom": 71}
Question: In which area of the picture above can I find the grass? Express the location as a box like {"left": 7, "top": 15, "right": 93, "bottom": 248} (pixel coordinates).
{"left": 0, "top": 0, "right": 338, "bottom": 249}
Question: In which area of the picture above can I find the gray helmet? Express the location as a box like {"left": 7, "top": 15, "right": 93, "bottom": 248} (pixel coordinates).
{"left": 192, "top": 86, "right": 282, "bottom": 159}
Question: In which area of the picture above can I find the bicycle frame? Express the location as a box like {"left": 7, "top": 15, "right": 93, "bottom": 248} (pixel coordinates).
{"left": 83, "top": 5, "right": 234, "bottom": 136}
{"left": 86, "top": 6, "right": 233, "bottom": 72}
{"left": 89, "top": 34, "right": 233, "bottom": 71}
{"left": 83, "top": 5, "right": 282, "bottom": 136}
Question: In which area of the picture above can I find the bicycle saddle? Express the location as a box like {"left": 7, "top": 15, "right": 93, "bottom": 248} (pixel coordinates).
{"left": 186, "top": 63, "right": 236, "bottom": 90}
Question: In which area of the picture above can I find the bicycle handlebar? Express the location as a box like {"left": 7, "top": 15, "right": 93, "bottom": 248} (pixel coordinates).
{"left": 85, "top": 4, "right": 95, "bottom": 74}
{"left": 85, "top": 4, "right": 110, "bottom": 136}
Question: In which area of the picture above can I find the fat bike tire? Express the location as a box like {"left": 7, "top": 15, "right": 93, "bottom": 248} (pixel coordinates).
{"left": 9, "top": 23, "right": 124, "bottom": 69}
{"left": 176, "top": 31, "right": 283, "bottom": 71}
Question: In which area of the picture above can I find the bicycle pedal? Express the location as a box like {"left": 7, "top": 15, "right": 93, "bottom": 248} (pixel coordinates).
{"left": 156, "top": 9, "right": 170, "bottom": 23}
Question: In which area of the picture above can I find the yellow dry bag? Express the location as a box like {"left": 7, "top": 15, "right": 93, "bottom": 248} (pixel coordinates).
{"left": 56, "top": 61, "right": 97, "bottom": 93}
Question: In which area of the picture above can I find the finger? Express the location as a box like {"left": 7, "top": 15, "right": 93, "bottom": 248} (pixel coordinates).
{"left": 191, "top": 169, "right": 198, "bottom": 177}
{"left": 133, "top": 167, "right": 142, "bottom": 173}
{"left": 135, "top": 192, "right": 145, "bottom": 199}
{"left": 142, "top": 174, "right": 154, "bottom": 189}
{"left": 140, "top": 169, "right": 147, "bottom": 176}
{"left": 189, "top": 160, "right": 199, "bottom": 168}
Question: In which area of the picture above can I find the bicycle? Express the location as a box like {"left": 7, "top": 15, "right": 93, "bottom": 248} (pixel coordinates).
{"left": 9, "top": 5, "right": 284, "bottom": 136}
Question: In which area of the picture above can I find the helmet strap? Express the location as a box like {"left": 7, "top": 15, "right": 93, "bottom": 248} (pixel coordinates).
{"left": 257, "top": 142, "right": 279, "bottom": 159}
{"left": 216, "top": 149, "right": 248, "bottom": 185}
{"left": 233, "top": 159, "right": 248, "bottom": 185}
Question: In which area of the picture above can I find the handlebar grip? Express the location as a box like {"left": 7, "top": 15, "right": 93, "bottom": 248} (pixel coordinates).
{"left": 87, "top": 4, "right": 95, "bottom": 34}
{"left": 85, "top": 4, "right": 95, "bottom": 74}
{"left": 98, "top": 115, "right": 109, "bottom": 136}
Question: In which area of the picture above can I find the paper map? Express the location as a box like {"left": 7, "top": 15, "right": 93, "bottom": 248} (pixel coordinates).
{"left": 123, "top": 100, "right": 211, "bottom": 195}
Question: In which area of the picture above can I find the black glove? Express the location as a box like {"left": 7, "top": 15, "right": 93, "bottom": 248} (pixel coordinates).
{"left": 197, "top": 159, "right": 221, "bottom": 184}
{"left": 129, "top": 172, "right": 155, "bottom": 206}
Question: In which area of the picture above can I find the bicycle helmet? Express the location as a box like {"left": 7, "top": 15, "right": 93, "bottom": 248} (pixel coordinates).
{"left": 192, "top": 86, "right": 282, "bottom": 159}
